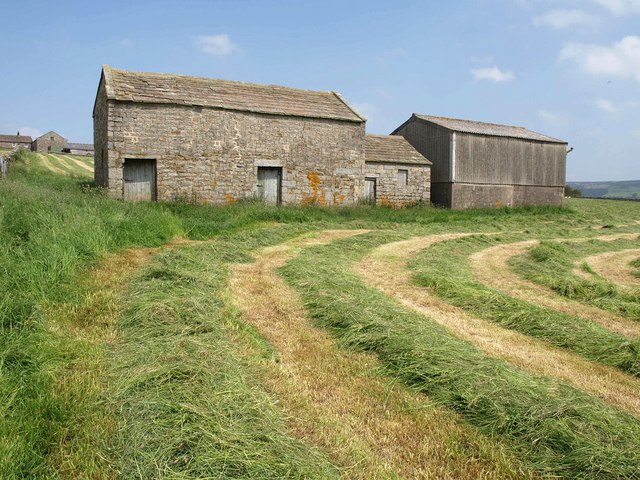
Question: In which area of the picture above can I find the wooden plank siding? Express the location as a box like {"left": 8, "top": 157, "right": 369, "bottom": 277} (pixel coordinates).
{"left": 394, "top": 119, "right": 450, "bottom": 183}
{"left": 454, "top": 133, "right": 566, "bottom": 187}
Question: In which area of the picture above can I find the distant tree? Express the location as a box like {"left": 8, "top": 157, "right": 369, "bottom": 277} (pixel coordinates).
{"left": 564, "top": 185, "right": 582, "bottom": 198}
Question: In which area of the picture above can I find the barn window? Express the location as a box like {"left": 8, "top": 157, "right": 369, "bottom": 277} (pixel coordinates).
{"left": 397, "top": 169, "right": 408, "bottom": 186}
{"left": 50, "top": 136, "right": 54, "bottom": 141}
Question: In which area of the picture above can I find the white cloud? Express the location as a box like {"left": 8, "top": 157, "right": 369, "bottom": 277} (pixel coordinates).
{"left": 592, "top": 98, "right": 624, "bottom": 112}
{"left": 560, "top": 36, "right": 640, "bottom": 83}
{"left": 193, "top": 34, "right": 238, "bottom": 56}
{"left": 538, "top": 110, "right": 568, "bottom": 125}
{"left": 533, "top": 9, "right": 599, "bottom": 28}
{"left": 631, "top": 128, "right": 640, "bottom": 139}
{"left": 17, "top": 127, "right": 43, "bottom": 139}
{"left": 592, "top": 0, "right": 640, "bottom": 15}
{"left": 471, "top": 66, "right": 515, "bottom": 82}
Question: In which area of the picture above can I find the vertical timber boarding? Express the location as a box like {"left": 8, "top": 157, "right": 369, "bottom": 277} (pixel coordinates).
{"left": 364, "top": 177, "right": 377, "bottom": 203}
{"left": 123, "top": 158, "right": 157, "bottom": 201}
{"left": 257, "top": 167, "right": 282, "bottom": 205}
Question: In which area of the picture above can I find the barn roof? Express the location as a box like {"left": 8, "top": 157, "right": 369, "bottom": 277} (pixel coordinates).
{"left": 365, "top": 134, "right": 431, "bottom": 165}
{"left": 0, "top": 134, "right": 32, "bottom": 143}
{"left": 403, "top": 114, "right": 567, "bottom": 144}
{"left": 101, "top": 65, "right": 365, "bottom": 123}
{"left": 68, "top": 143, "right": 94, "bottom": 150}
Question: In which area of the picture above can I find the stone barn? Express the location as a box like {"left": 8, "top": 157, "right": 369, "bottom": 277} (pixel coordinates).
{"left": 32, "top": 131, "right": 68, "bottom": 153}
{"left": 364, "top": 134, "right": 431, "bottom": 206}
{"left": 392, "top": 114, "right": 568, "bottom": 209}
{"left": 93, "top": 65, "right": 378, "bottom": 205}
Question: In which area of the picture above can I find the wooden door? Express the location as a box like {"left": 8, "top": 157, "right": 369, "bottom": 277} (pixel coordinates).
{"left": 257, "top": 167, "right": 281, "bottom": 205}
{"left": 364, "top": 177, "right": 376, "bottom": 203}
{"left": 124, "top": 158, "right": 156, "bottom": 201}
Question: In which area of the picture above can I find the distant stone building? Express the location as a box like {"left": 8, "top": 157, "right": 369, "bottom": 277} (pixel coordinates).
{"left": 393, "top": 114, "right": 567, "bottom": 209}
{"left": 63, "top": 143, "right": 94, "bottom": 156}
{"left": 0, "top": 133, "right": 32, "bottom": 149}
{"left": 93, "top": 65, "right": 432, "bottom": 205}
{"left": 364, "top": 134, "right": 431, "bottom": 205}
{"left": 32, "top": 131, "right": 68, "bottom": 153}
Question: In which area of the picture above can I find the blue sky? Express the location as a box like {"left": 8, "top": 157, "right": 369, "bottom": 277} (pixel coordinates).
{"left": 1, "top": 0, "right": 638, "bottom": 181}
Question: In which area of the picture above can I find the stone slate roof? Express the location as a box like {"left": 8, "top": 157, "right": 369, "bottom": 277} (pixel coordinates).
{"left": 408, "top": 114, "right": 567, "bottom": 144}
{"left": 68, "top": 143, "right": 94, "bottom": 150}
{"left": 0, "top": 134, "right": 32, "bottom": 143}
{"left": 102, "top": 65, "right": 365, "bottom": 123}
{"left": 365, "top": 134, "right": 431, "bottom": 165}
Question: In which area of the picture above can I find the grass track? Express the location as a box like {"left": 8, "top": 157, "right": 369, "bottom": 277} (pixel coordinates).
{"left": 281, "top": 232, "right": 640, "bottom": 478}
{"left": 357, "top": 234, "right": 640, "bottom": 416}
{"left": 469, "top": 239, "right": 640, "bottom": 338}
{"left": 512, "top": 237, "right": 640, "bottom": 319}
{"left": 230, "top": 231, "right": 531, "bottom": 479}
{"left": 410, "top": 235, "right": 640, "bottom": 376}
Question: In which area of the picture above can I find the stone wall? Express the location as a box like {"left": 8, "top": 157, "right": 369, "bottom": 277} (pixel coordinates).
{"left": 364, "top": 162, "right": 430, "bottom": 206}
{"left": 32, "top": 132, "right": 68, "bottom": 152}
{"left": 97, "top": 99, "right": 366, "bottom": 205}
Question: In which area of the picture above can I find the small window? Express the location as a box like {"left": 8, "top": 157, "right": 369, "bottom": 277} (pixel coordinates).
{"left": 50, "top": 136, "right": 54, "bottom": 141}
{"left": 397, "top": 169, "right": 408, "bottom": 186}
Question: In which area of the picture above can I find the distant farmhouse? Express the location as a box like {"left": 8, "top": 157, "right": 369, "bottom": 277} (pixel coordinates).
{"left": 93, "top": 65, "right": 430, "bottom": 205}
{"left": 393, "top": 114, "right": 568, "bottom": 209}
{"left": 0, "top": 133, "right": 32, "bottom": 149}
{"left": 32, "top": 131, "right": 68, "bottom": 153}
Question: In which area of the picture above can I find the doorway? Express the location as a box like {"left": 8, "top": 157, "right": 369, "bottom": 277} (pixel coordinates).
{"left": 257, "top": 167, "right": 282, "bottom": 205}
{"left": 364, "top": 177, "right": 377, "bottom": 204}
{"left": 123, "top": 158, "right": 156, "bottom": 201}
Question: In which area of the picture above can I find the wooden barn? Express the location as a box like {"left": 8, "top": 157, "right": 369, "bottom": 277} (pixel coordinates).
{"left": 392, "top": 114, "right": 568, "bottom": 209}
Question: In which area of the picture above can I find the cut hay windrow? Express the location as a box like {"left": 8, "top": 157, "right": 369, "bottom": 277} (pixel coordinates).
{"left": 281, "top": 233, "right": 640, "bottom": 479}
{"left": 511, "top": 237, "right": 640, "bottom": 320}
{"left": 411, "top": 235, "right": 640, "bottom": 376}
{"left": 469, "top": 240, "right": 640, "bottom": 338}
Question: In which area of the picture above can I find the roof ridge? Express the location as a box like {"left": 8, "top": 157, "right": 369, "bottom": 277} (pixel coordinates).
{"left": 415, "top": 113, "right": 526, "bottom": 130}
{"left": 108, "top": 65, "right": 341, "bottom": 97}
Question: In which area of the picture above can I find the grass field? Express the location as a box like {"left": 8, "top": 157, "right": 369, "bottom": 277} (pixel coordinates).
{"left": 2, "top": 149, "right": 640, "bottom": 478}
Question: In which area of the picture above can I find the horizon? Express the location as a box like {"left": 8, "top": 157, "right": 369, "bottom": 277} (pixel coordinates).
{"left": 1, "top": 0, "right": 639, "bottom": 182}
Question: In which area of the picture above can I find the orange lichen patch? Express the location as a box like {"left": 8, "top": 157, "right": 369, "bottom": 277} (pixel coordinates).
{"left": 470, "top": 240, "right": 640, "bottom": 338}
{"left": 357, "top": 234, "right": 640, "bottom": 417}
{"left": 301, "top": 171, "right": 326, "bottom": 206}
{"left": 225, "top": 193, "right": 237, "bottom": 205}
{"left": 229, "top": 230, "right": 528, "bottom": 479}
{"left": 332, "top": 192, "right": 346, "bottom": 205}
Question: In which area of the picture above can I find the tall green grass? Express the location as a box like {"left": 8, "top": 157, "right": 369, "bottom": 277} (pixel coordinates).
{"left": 107, "top": 237, "right": 337, "bottom": 478}
{"left": 511, "top": 238, "right": 640, "bottom": 319}
{"left": 280, "top": 233, "right": 640, "bottom": 479}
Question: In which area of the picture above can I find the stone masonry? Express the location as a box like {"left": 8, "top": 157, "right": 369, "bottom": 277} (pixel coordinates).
{"left": 32, "top": 131, "right": 68, "bottom": 152}
{"left": 94, "top": 66, "right": 373, "bottom": 205}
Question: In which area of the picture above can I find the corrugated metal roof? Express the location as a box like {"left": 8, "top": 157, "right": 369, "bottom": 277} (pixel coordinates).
{"left": 67, "top": 143, "right": 94, "bottom": 150}
{"left": 0, "top": 134, "right": 32, "bottom": 143}
{"left": 413, "top": 114, "right": 567, "bottom": 144}
{"left": 365, "top": 134, "right": 431, "bottom": 165}
{"left": 102, "top": 65, "right": 365, "bottom": 123}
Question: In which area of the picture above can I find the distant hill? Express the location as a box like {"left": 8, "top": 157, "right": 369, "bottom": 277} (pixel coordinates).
{"left": 567, "top": 180, "right": 640, "bottom": 199}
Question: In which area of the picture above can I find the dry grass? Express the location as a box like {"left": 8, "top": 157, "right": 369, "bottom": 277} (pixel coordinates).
{"left": 356, "top": 234, "right": 640, "bottom": 417}
{"left": 230, "top": 230, "right": 529, "bottom": 479}
{"left": 580, "top": 248, "right": 640, "bottom": 289}
{"left": 470, "top": 240, "right": 640, "bottom": 338}
{"left": 36, "top": 153, "right": 67, "bottom": 175}
{"left": 50, "top": 153, "right": 93, "bottom": 173}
